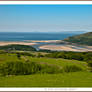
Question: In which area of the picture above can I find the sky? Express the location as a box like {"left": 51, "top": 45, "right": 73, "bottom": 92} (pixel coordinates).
{"left": 0, "top": 5, "right": 92, "bottom": 32}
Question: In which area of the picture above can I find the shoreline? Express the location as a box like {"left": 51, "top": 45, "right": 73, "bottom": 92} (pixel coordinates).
{"left": 39, "top": 45, "right": 92, "bottom": 52}
{"left": 0, "top": 41, "right": 37, "bottom": 46}
{"left": 0, "top": 40, "right": 92, "bottom": 52}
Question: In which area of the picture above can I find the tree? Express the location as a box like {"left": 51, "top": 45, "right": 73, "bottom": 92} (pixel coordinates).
{"left": 17, "top": 53, "right": 21, "bottom": 59}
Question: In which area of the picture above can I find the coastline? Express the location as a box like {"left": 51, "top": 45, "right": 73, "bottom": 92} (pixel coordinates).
{"left": 0, "top": 41, "right": 37, "bottom": 46}
{"left": 0, "top": 40, "right": 92, "bottom": 52}
{"left": 39, "top": 44, "right": 92, "bottom": 52}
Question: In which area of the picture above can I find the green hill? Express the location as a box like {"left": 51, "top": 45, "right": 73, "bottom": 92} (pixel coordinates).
{"left": 64, "top": 32, "right": 92, "bottom": 46}
{"left": 0, "top": 52, "right": 91, "bottom": 87}
{"left": 0, "top": 44, "right": 36, "bottom": 51}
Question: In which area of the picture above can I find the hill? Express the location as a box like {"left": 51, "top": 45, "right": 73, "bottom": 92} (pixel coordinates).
{"left": 64, "top": 32, "right": 92, "bottom": 46}
{"left": 0, "top": 51, "right": 91, "bottom": 87}
{"left": 0, "top": 44, "right": 36, "bottom": 51}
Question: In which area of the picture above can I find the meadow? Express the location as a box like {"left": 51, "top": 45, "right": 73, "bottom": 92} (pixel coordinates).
{"left": 0, "top": 72, "right": 92, "bottom": 87}
{"left": 0, "top": 50, "right": 92, "bottom": 87}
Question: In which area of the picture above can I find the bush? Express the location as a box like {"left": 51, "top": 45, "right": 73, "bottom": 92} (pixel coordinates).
{"left": 16, "top": 52, "right": 35, "bottom": 57}
{"left": 45, "top": 51, "right": 92, "bottom": 61}
{"left": 17, "top": 53, "right": 21, "bottom": 59}
{"left": 0, "top": 61, "right": 84, "bottom": 76}
{"left": 39, "top": 63, "right": 62, "bottom": 74}
{"left": 88, "top": 61, "right": 92, "bottom": 72}
{"left": 0, "top": 61, "right": 62, "bottom": 76}
{"left": 0, "top": 61, "right": 40, "bottom": 76}
{"left": 88, "top": 61, "right": 92, "bottom": 67}
{"left": 63, "top": 64, "right": 84, "bottom": 72}
{"left": 0, "top": 44, "right": 36, "bottom": 51}
{"left": 37, "top": 53, "right": 44, "bottom": 57}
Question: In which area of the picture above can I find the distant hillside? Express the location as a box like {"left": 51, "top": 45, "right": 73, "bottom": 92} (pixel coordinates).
{"left": 64, "top": 32, "right": 92, "bottom": 46}
{"left": 0, "top": 44, "right": 36, "bottom": 51}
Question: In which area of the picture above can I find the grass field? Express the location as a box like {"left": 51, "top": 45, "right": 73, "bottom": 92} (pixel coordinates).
{"left": 27, "top": 57, "right": 88, "bottom": 71}
{"left": 0, "top": 72, "right": 92, "bottom": 87}
{"left": 0, "top": 52, "right": 92, "bottom": 87}
{"left": 0, "top": 53, "right": 88, "bottom": 71}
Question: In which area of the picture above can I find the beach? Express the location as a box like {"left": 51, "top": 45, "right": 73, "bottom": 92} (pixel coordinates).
{"left": 0, "top": 40, "right": 92, "bottom": 52}
{"left": 39, "top": 45, "right": 92, "bottom": 52}
{"left": 0, "top": 41, "right": 37, "bottom": 46}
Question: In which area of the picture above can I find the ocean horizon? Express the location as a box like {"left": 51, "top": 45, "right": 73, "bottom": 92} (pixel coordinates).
{"left": 0, "top": 32, "right": 85, "bottom": 41}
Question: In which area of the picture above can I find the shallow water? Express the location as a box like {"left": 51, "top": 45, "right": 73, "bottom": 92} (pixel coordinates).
{"left": 0, "top": 32, "right": 82, "bottom": 41}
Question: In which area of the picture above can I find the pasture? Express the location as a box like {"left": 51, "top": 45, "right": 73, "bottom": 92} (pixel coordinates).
{"left": 0, "top": 51, "right": 91, "bottom": 87}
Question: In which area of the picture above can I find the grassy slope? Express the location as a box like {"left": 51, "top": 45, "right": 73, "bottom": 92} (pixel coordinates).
{"left": 0, "top": 53, "right": 22, "bottom": 63}
{"left": 27, "top": 57, "right": 88, "bottom": 71}
{"left": 0, "top": 53, "right": 88, "bottom": 71}
{"left": 0, "top": 72, "right": 92, "bottom": 87}
{"left": 0, "top": 44, "right": 36, "bottom": 51}
{"left": 0, "top": 53, "right": 91, "bottom": 87}
{"left": 64, "top": 32, "right": 92, "bottom": 46}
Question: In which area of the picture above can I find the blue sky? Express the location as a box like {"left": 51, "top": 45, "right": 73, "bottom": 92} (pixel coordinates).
{"left": 0, "top": 5, "right": 92, "bottom": 32}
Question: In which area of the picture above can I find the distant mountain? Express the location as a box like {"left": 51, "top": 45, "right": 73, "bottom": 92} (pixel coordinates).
{"left": 60, "top": 31, "right": 86, "bottom": 33}
{"left": 64, "top": 32, "right": 92, "bottom": 46}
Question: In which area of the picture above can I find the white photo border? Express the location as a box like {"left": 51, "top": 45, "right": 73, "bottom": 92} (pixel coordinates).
{"left": 0, "top": 1, "right": 92, "bottom": 4}
{"left": 0, "top": 1, "right": 92, "bottom": 91}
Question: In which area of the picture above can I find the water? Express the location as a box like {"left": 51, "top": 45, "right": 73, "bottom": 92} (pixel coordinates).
{"left": 0, "top": 32, "right": 83, "bottom": 41}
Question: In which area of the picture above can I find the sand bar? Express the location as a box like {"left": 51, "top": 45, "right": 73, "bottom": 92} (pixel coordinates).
{"left": 0, "top": 40, "right": 92, "bottom": 52}
{"left": 39, "top": 45, "right": 92, "bottom": 52}
{"left": 0, "top": 42, "right": 37, "bottom": 46}
{"left": 27, "top": 40, "right": 61, "bottom": 43}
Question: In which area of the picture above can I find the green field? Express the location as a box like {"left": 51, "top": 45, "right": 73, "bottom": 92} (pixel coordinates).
{"left": 0, "top": 52, "right": 92, "bottom": 87}
{"left": 0, "top": 72, "right": 92, "bottom": 87}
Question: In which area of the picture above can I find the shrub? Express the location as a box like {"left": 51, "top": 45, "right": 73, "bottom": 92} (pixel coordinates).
{"left": 0, "top": 61, "right": 41, "bottom": 76}
{"left": 37, "top": 53, "right": 44, "bottom": 57}
{"left": 0, "top": 44, "right": 36, "bottom": 51}
{"left": 63, "top": 64, "right": 84, "bottom": 73}
{"left": 0, "top": 61, "right": 62, "bottom": 76}
{"left": 45, "top": 51, "right": 92, "bottom": 61}
{"left": 0, "top": 61, "right": 84, "bottom": 76}
{"left": 16, "top": 52, "right": 35, "bottom": 57}
{"left": 88, "top": 61, "right": 92, "bottom": 72}
{"left": 39, "top": 63, "right": 62, "bottom": 74}
{"left": 17, "top": 53, "right": 21, "bottom": 59}
{"left": 88, "top": 61, "right": 92, "bottom": 67}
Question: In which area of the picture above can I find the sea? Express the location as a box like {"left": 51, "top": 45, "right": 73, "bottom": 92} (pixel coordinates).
{"left": 0, "top": 32, "right": 85, "bottom": 41}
